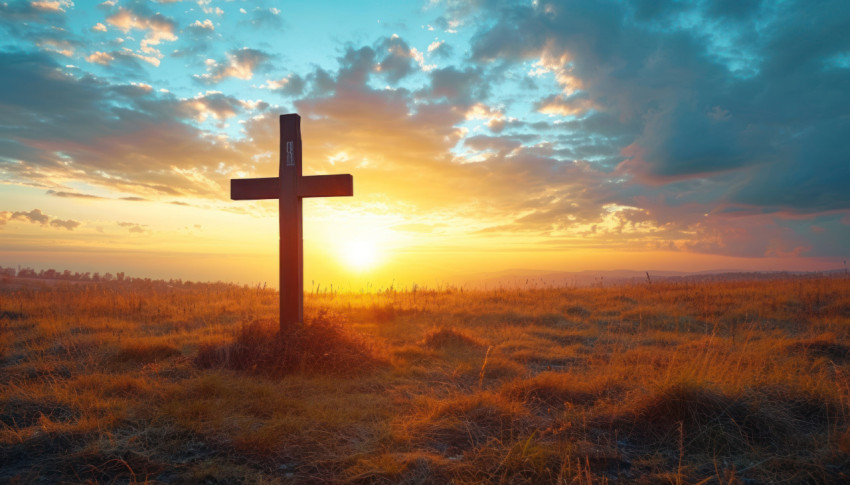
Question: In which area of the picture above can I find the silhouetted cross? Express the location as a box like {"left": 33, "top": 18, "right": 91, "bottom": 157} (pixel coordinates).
{"left": 231, "top": 114, "right": 353, "bottom": 330}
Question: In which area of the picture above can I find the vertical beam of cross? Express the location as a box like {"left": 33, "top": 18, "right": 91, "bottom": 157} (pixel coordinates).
{"left": 231, "top": 114, "right": 353, "bottom": 332}
{"left": 279, "top": 115, "right": 302, "bottom": 327}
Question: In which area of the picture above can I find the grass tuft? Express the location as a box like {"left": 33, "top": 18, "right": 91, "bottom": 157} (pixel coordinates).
{"left": 619, "top": 381, "right": 781, "bottom": 455}
{"left": 501, "top": 372, "right": 617, "bottom": 409}
{"left": 108, "top": 341, "right": 181, "bottom": 366}
{"left": 347, "top": 452, "right": 453, "bottom": 484}
{"left": 422, "top": 326, "right": 485, "bottom": 349}
{"left": 0, "top": 397, "right": 78, "bottom": 428}
{"left": 786, "top": 333, "right": 850, "bottom": 363}
{"left": 405, "top": 392, "right": 537, "bottom": 453}
{"left": 195, "top": 312, "right": 386, "bottom": 376}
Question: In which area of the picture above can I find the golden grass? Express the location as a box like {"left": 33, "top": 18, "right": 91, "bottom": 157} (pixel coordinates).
{"left": 0, "top": 275, "right": 848, "bottom": 482}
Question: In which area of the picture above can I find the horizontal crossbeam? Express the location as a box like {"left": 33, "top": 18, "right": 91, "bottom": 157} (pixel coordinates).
{"left": 299, "top": 174, "right": 353, "bottom": 198}
{"left": 231, "top": 174, "right": 353, "bottom": 200}
{"left": 231, "top": 177, "right": 277, "bottom": 200}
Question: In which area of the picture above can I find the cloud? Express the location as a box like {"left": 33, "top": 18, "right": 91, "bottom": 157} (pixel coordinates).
{"left": 242, "top": 7, "right": 283, "bottom": 29}
{"left": 424, "top": 0, "right": 850, "bottom": 257}
{"left": 465, "top": 0, "right": 850, "bottom": 215}
{"left": 465, "top": 103, "right": 507, "bottom": 133}
{"left": 31, "top": 1, "right": 73, "bottom": 13}
{"left": 424, "top": 66, "right": 488, "bottom": 106}
{"left": 180, "top": 91, "right": 261, "bottom": 122}
{"left": 197, "top": 0, "right": 223, "bottom": 16}
{"left": 195, "top": 48, "right": 272, "bottom": 83}
{"left": 12, "top": 209, "right": 50, "bottom": 225}
{"left": 375, "top": 36, "right": 418, "bottom": 83}
{"left": 427, "top": 40, "right": 452, "bottom": 58}
{"left": 189, "top": 19, "right": 214, "bottom": 32}
{"left": 106, "top": 6, "right": 178, "bottom": 57}
{"left": 260, "top": 74, "right": 306, "bottom": 96}
{"left": 85, "top": 48, "right": 161, "bottom": 68}
{"left": 432, "top": 15, "right": 463, "bottom": 34}
{"left": 0, "top": 50, "right": 245, "bottom": 199}
{"left": 5, "top": 208, "right": 80, "bottom": 230}
{"left": 50, "top": 218, "right": 81, "bottom": 230}
{"left": 45, "top": 190, "right": 149, "bottom": 202}
{"left": 177, "top": 17, "right": 217, "bottom": 56}
{"left": 0, "top": 4, "right": 81, "bottom": 58}
{"left": 464, "top": 135, "right": 522, "bottom": 156}
{"left": 86, "top": 51, "right": 115, "bottom": 65}
{"left": 46, "top": 190, "right": 105, "bottom": 199}
{"left": 118, "top": 221, "right": 147, "bottom": 233}
{"left": 536, "top": 92, "right": 597, "bottom": 117}
{"left": 280, "top": 41, "right": 619, "bottom": 239}
{"left": 35, "top": 37, "right": 77, "bottom": 57}
{"left": 0, "top": 0, "right": 67, "bottom": 37}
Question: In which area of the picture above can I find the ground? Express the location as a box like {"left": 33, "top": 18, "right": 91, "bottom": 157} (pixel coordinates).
{"left": 1, "top": 275, "right": 849, "bottom": 483}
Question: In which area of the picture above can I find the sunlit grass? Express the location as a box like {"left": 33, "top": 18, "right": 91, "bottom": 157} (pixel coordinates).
{"left": 1, "top": 275, "right": 848, "bottom": 482}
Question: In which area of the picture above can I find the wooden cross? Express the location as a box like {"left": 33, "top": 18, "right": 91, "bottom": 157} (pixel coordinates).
{"left": 231, "top": 114, "right": 353, "bottom": 331}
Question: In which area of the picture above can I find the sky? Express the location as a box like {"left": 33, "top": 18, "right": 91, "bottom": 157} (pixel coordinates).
{"left": 1, "top": 0, "right": 849, "bottom": 288}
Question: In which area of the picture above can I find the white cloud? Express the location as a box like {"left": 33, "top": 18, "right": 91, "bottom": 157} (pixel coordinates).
{"left": 106, "top": 7, "right": 178, "bottom": 61}
{"left": 31, "top": 1, "right": 73, "bottom": 12}
{"left": 260, "top": 77, "right": 289, "bottom": 90}
{"left": 410, "top": 47, "right": 436, "bottom": 71}
{"left": 130, "top": 82, "right": 153, "bottom": 92}
{"left": 195, "top": 48, "right": 271, "bottom": 83}
{"left": 427, "top": 40, "right": 444, "bottom": 53}
{"left": 197, "top": 0, "right": 223, "bottom": 16}
{"left": 37, "top": 39, "right": 75, "bottom": 57}
{"left": 191, "top": 19, "right": 215, "bottom": 30}
{"left": 465, "top": 102, "right": 506, "bottom": 130}
{"left": 86, "top": 51, "right": 115, "bottom": 65}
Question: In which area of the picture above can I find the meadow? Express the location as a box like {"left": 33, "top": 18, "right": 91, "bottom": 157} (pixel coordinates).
{"left": 1, "top": 274, "right": 848, "bottom": 483}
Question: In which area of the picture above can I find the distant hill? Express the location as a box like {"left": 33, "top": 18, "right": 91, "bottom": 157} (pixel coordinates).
{"left": 458, "top": 268, "right": 847, "bottom": 288}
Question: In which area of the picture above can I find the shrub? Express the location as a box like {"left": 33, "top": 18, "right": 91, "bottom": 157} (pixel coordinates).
{"left": 195, "top": 312, "right": 385, "bottom": 377}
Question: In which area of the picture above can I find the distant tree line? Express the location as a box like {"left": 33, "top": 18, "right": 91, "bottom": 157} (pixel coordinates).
{"left": 0, "top": 266, "right": 235, "bottom": 289}
{"left": 2, "top": 266, "right": 127, "bottom": 282}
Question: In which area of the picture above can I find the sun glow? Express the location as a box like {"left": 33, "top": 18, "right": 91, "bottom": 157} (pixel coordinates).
{"left": 339, "top": 238, "right": 380, "bottom": 271}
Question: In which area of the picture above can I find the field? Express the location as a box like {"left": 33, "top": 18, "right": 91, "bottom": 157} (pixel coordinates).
{"left": 1, "top": 275, "right": 849, "bottom": 483}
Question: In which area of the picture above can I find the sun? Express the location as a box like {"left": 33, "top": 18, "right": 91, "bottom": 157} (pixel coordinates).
{"left": 340, "top": 239, "right": 380, "bottom": 271}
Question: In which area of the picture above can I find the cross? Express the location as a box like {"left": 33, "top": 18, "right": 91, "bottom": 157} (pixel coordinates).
{"left": 231, "top": 114, "right": 353, "bottom": 331}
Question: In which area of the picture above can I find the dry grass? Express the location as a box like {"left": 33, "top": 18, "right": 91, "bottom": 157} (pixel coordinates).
{"left": 1, "top": 274, "right": 849, "bottom": 483}
{"left": 195, "top": 312, "right": 386, "bottom": 377}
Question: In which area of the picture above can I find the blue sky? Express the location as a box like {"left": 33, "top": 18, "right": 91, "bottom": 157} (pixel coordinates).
{"left": 1, "top": 0, "right": 848, "bottom": 285}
